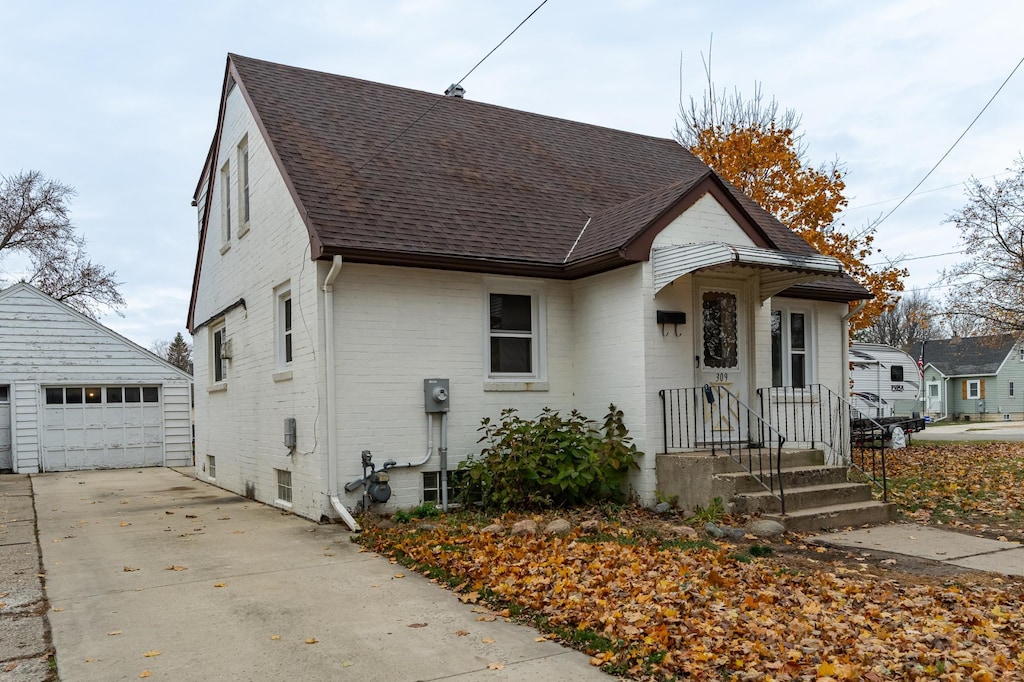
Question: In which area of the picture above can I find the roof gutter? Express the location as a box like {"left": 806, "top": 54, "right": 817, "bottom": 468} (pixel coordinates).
{"left": 322, "top": 255, "right": 359, "bottom": 531}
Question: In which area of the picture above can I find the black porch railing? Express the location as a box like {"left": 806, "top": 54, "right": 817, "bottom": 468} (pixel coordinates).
{"left": 659, "top": 385, "right": 787, "bottom": 513}
{"left": 757, "top": 383, "right": 889, "bottom": 502}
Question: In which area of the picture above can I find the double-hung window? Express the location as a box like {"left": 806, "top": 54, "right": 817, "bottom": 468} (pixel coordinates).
{"left": 220, "top": 161, "right": 232, "bottom": 245}
{"left": 212, "top": 322, "right": 228, "bottom": 383}
{"left": 279, "top": 292, "right": 293, "bottom": 366}
{"left": 771, "top": 307, "right": 811, "bottom": 388}
{"left": 486, "top": 286, "right": 545, "bottom": 380}
{"left": 237, "top": 137, "right": 250, "bottom": 233}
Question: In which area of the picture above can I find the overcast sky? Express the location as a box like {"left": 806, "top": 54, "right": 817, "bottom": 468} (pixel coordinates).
{"left": 2, "top": 1, "right": 1022, "bottom": 348}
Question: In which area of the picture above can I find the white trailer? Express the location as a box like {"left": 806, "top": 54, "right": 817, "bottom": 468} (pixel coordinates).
{"left": 850, "top": 343, "right": 923, "bottom": 418}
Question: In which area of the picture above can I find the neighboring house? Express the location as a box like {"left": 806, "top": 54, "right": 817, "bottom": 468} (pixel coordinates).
{"left": 0, "top": 283, "right": 193, "bottom": 473}
{"left": 910, "top": 335, "right": 1024, "bottom": 421}
{"left": 188, "top": 54, "right": 871, "bottom": 524}
{"left": 849, "top": 343, "right": 923, "bottom": 418}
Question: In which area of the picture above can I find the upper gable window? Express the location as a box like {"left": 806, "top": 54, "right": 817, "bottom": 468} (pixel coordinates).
{"left": 278, "top": 287, "right": 293, "bottom": 367}
{"left": 237, "top": 137, "right": 250, "bottom": 235}
{"left": 212, "top": 322, "right": 229, "bottom": 384}
{"left": 220, "top": 161, "right": 232, "bottom": 249}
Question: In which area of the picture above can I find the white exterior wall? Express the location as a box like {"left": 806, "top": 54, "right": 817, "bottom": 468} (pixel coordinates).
{"left": 191, "top": 83, "right": 329, "bottom": 519}
{"left": 330, "top": 264, "right": 576, "bottom": 509}
{"left": 0, "top": 284, "right": 192, "bottom": 473}
{"left": 571, "top": 265, "right": 655, "bottom": 500}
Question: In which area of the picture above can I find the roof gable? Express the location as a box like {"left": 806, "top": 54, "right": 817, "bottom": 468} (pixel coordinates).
{"left": 0, "top": 283, "right": 192, "bottom": 380}
{"left": 910, "top": 334, "right": 1018, "bottom": 377}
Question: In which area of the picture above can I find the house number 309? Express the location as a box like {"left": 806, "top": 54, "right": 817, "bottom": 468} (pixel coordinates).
{"left": 716, "top": 373, "right": 729, "bottom": 382}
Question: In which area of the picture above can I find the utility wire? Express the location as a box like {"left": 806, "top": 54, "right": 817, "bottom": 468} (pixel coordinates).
{"left": 867, "top": 249, "right": 966, "bottom": 267}
{"left": 869, "top": 55, "right": 1024, "bottom": 232}
{"left": 325, "top": 0, "right": 549, "bottom": 198}
{"left": 845, "top": 173, "right": 1008, "bottom": 213}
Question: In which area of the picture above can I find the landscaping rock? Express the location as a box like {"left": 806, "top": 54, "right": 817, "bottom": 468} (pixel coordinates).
{"left": 724, "top": 526, "right": 746, "bottom": 540}
{"left": 705, "top": 522, "right": 725, "bottom": 538}
{"left": 415, "top": 522, "right": 438, "bottom": 532}
{"left": 580, "top": 519, "right": 601, "bottom": 533}
{"left": 480, "top": 523, "right": 505, "bottom": 535}
{"left": 511, "top": 519, "right": 538, "bottom": 536}
{"left": 652, "top": 501, "right": 673, "bottom": 514}
{"left": 544, "top": 518, "right": 572, "bottom": 537}
{"left": 748, "top": 519, "right": 786, "bottom": 538}
{"left": 669, "top": 525, "right": 699, "bottom": 540}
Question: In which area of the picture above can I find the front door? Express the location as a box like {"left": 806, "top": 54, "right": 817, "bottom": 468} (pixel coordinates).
{"left": 696, "top": 283, "right": 748, "bottom": 442}
{"left": 926, "top": 381, "right": 942, "bottom": 414}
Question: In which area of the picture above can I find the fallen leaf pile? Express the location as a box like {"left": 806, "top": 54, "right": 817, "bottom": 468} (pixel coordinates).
{"left": 888, "top": 443, "right": 1024, "bottom": 530}
{"left": 361, "top": 520, "right": 1024, "bottom": 679}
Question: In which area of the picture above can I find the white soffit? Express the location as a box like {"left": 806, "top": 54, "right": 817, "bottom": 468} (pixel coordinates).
{"left": 652, "top": 242, "right": 843, "bottom": 298}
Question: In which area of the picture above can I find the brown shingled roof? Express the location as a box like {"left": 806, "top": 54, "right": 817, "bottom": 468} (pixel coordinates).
{"left": 191, "top": 54, "right": 868, "bottom": 325}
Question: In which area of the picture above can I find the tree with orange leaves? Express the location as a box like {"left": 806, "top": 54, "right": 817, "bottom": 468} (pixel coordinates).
{"left": 674, "top": 81, "right": 905, "bottom": 332}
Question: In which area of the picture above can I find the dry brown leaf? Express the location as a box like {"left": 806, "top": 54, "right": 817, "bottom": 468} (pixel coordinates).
{"left": 4, "top": 662, "right": 17, "bottom": 672}
{"left": 393, "top": 573, "right": 405, "bottom": 579}
{"left": 305, "top": 638, "right": 319, "bottom": 644}
{"left": 52, "top": 607, "right": 63, "bottom": 612}
{"left": 119, "top": 522, "right": 131, "bottom": 527}
{"left": 455, "top": 630, "right": 470, "bottom": 637}
{"left": 165, "top": 565, "right": 188, "bottom": 571}
{"left": 481, "top": 638, "right": 495, "bottom": 644}
{"left": 270, "top": 635, "right": 281, "bottom": 640}
{"left": 486, "top": 662, "right": 504, "bottom": 670}
{"left": 139, "top": 672, "right": 150, "bottom": 678}
{"left": 142, "top": 650, "right": 161, "bottom": 658}
{"left": 213, "top": 582, "right": 227, "bottom": 588}
{"left": 407, "top": 623, "right": 428, "bottom": 628}
{"left": 108, "top": 631, "right": 122, "bottom": 636}
{"left": 123, "top": 566, "right": 139, "bottom": 572}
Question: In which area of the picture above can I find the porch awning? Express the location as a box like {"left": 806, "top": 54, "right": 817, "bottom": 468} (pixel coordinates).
{"left": 652, "top": 242, "right": 844, "bottom": 300}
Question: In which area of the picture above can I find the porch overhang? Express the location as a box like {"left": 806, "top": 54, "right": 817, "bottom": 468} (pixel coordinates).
{"left": 652, "top": 242, "right": 844, "bottom": 301}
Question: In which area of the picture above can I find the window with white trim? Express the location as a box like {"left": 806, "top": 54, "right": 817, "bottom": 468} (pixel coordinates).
{"left": 1019, "top": 346, "right": 1024, "bottom": 362}
{"left": 276, "top": 469, "right": 292, "bottom": 505}
{"left": 278, "top": 289, "right": 293, "bottom": 367}
{"left": 212, "top": 322, "right": 228, "bottom": 383}
{"left": 207, "top": 455, "right": 216, "bottom": 480}
{"left": 486, "top": 287, "right": 545, "bottom": 379}
{"left": 967, "top": 379, "right": 980, "bottom": 399}
{"left": 771, "top": 308, "right": 812, "bottom": 388}
{"left": 1011, "top": 381, "right": 1015, "bottom": 397}
{"left": 237, "top": 137, "right": 250, "bottom": 233}
{"left": 220, "top": 161, "right": 232, "bottom": 244}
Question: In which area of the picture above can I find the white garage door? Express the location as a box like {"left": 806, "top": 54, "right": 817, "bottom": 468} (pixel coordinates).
{"left": 42, "top": 385, "right": 164, "bottom": 471}
{"left": 0, "top": 385, "right": 11, "bottom": 471}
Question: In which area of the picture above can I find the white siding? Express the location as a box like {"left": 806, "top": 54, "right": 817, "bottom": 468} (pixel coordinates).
{"left": 0, "top": 284, "right": 193, "bottom": 473}
{"left": 12, "top": 382, "right": 40, "bottom": 473}
{"left": 655, "top": 194, "right": 757, "bottom": 248}
{"left": 191, "top": 83, "right": 327, "bottom": 519}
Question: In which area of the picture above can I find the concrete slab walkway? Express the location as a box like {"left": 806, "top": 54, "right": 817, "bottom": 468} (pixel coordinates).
{"left": 810, "top": 524, "right": 1024, "bottom": 577}
{"left": 33, "top": 468, "right": 609, "bottom": 682}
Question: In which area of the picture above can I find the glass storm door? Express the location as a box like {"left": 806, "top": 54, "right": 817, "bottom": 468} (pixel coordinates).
{"left": 696, "top": 285, "right": 747, "bottom": 441}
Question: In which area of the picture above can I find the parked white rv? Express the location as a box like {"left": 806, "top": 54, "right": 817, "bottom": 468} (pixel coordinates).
{"left": 850, "top": 343, "right": 924, "bottom": 418}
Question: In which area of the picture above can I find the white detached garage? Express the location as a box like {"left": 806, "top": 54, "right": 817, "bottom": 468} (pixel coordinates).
{"left": 0, "top": 283, "right": 193, "bottom": 473}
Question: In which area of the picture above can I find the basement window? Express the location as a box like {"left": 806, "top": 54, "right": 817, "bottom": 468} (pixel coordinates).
{"left": 276, "top": 469, "right": 292, "bottom": 505}
{"left": 207, "top": 455, "right": 216, "bottom": 480}
{"left": 422, "top": 471, "right": 462, "bottom": 505}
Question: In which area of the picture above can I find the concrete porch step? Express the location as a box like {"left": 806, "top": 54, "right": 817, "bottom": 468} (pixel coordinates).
{"left": 732, "top": 481, "right": 874, "bottom": 514}
{"left": 762, "top": 500, "right": 897, "bottom": 532}
{"left": 707, "top": 448, "right": 825, "bottom": 474}
{"left": 717, "top": 465, "right": 849, "bottom": 494}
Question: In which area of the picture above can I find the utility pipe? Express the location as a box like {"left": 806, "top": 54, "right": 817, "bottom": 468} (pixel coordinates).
{"left": 841, "top": 300, "right": 868, "bottom": 465}
{"left": 439, "top": 412, "right": 449, "bottom": 512}
{"left": 322, "top": 255, "right": 359, "bottom": 532}
{"left": 386, "top": 414, "right": 435, "bottom": 469}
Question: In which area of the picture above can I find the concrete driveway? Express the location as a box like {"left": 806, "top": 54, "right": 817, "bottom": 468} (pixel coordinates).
{"left": 913, "top": 421, "right": 1024, "bottom": 442}
{"left": 34, "top": 469, "right": 607, "bottom": 682}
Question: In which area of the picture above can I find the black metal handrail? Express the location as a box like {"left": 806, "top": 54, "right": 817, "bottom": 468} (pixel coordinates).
{"left": 660, "top": 385, "right": 787, "bottom": 513}
{"left": 757, "top": 384, "right": 888, "bottom": 502}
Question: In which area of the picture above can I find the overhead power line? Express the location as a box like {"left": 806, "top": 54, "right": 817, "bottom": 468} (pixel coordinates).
{"left": 869, "top": 55, "right": 1024, "bottom": 232}
{"left": 867, "top": 249, "right": 966, "bottom": 267}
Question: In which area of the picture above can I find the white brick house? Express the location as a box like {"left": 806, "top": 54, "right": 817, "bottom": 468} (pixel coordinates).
{"left": 188, "top": 55, "right": 870, "bottom": 524}
{"left": 0, "top": 283, "right": 193, "bottom": 473}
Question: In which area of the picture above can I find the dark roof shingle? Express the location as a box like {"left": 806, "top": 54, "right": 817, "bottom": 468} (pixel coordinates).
{"left": 910, "top": 335, "right": 1018, "bottom": 376}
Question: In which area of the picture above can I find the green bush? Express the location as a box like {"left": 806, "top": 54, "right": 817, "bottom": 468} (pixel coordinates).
{"left": 456, "top": 404, "right": 641, "bottom": 511}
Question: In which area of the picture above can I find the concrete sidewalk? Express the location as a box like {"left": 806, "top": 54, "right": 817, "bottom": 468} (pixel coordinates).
{"left": 0, "top": 474, "right": 54, "bottom": 681}
{"left": 33, "top": 468, "right": 609, "bottom": 682}
{"left": 810, "top": 524, "right": 1024, "bottom": 576}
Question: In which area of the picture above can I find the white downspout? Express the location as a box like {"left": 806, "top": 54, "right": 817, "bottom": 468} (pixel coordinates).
{"left": 322, "top": 255, "right": 359, "bottom": 532}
